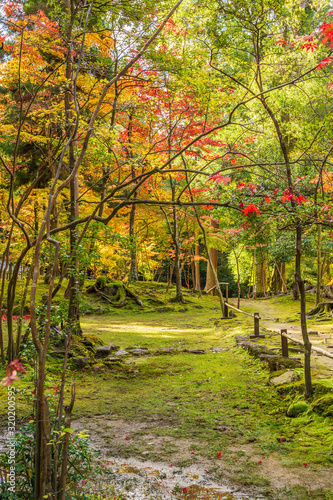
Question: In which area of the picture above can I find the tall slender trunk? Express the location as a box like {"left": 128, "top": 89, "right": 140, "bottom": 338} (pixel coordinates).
{"left": 204, "top": 220, "right": 219, "bottom": 294}
{"left": 316, "top": 225, "right": 322, "bottom": 305}
{"left": 172, "top": 204, "right": 184, "bottom": 302}
{"left": 194, "top": 242, "right": 201, "bottom": 294}
{"left": 233, "top": 249, "right": 241, "bottom": 309}
{"left": 295, "top": 224, "right": 313, "bottom": 398}
{"left": 129, "top": 203, "right": 138, "bottom": 282}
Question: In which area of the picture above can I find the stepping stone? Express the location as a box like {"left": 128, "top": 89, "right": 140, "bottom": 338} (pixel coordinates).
{"left": 184, "top": 349, "right": 205, "bottom": 354}
{"left": 128, "top": 349, "right": 149, "bottom": 355}
{"left": 114, "top": 349, "right": 130, "bottom": 356}
{"left": 96, "top": 345, "right": 112, "bottom": 358}
{"left": 156, "top": 347, "right": 176, "bottom": 355}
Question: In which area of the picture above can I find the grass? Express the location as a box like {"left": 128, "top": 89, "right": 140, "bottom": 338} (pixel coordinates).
{"left": 0, "top": 282, "right": 333, "bottom": 499}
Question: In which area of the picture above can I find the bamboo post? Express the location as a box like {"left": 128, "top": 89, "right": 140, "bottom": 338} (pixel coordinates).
{"left": 281, "top": 328, "right": 288, "bottom": 357}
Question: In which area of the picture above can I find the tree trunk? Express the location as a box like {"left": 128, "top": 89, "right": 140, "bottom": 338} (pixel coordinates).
{"left": 205, "top": 220, "right": 219, "bottom": 295}
{"left": 256, "top": 246, "right": 267, "bottom": 297}
{"left": 194, "top": 242, "right": 201, "bottom": 292}
{"left": 316, "top": 225, "right": 322, "bottom": 306}
{"left": 172, "top": 204, "right": 184, "bottom": 302}
{"left": 129, "top": 203, "right": 138, "bottom": 282}
{"left": 295, "top": 224, "right": 313, "bottom": 398}
{"left": 233, "top": 249, "right": 241, "bottom": 309}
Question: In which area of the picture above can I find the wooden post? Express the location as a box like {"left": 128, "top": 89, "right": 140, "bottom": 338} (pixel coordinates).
{"left": 224, "top": 284, "right": 229, "bottom": 317}
{"left": 281, "top": 329, "right": 289, "bottom": 357}
{"left": 254, "top": 312, "right": 260, "bottom": 336}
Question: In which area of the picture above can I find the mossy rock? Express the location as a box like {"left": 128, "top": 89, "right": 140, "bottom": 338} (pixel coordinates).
{"left": 312, "top": 394, "right": 333, "bottom": 417}
{"left": 268, "top": 370, "right": 287, "bottom": 380}
{"left": 313, "top": 379, "right": 333, "bottom": 395}
{"left": 286, "top": 402, "right": 309, "bottom": 417}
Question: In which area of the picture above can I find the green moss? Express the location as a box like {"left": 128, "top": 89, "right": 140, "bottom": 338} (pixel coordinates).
{"left": 269, "top": 369, "right": 287, "bottom": 380}
{"left": 312, "top": 394, "right": 333, "bottom": 418}
{"left": 286, "top": 402, "right": 309, "bottom": 417}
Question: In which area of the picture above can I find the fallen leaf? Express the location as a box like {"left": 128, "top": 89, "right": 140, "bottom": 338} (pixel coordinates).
{"left": 216, "top": 452, "right": 221, "bottom": 457}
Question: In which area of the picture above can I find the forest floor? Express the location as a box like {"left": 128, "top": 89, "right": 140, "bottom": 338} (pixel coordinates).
{"left": 0, "top": 284, "right": 333, "bottom": 499}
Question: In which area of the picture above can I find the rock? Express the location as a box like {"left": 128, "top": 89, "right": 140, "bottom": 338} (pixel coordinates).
{"left": 109, "top": 344, "right": 121, "bottom": 350}
{"left": 270, "top": 370, "right": 301, "bottom": 386}
{"left": 193, "top": 305, "right": 203, "bottom": 309}
{"left": 287, "top": 402, "right": 309, "bottom": 417}
{"left": 235, "top": 336, "right": 248, "bottom": 344}
{"left": 142, "top": 451, "right": 149, "bottom": 456}
{"left": 156, "top": 307, "right": 174, "bottom": 312}
{"left": 95, "top": 345, "right": 112, "bottom": 358}
{"left": 128, "top": 348, "right": 149, "bottom": 355}
{"left": 92, "top": 363, "right": 107, "bottom": 373}
{"left": 259, "top": 354, "right": 301, "bottom": 371}
{"left": 72, "top": 357, "right": 91, "bottom": 369}
{"left": 105, "top": 356, "right": 123, "bottom": 362}
{"left": 184, "top": 348, "right": 205, "bottom": 354}
{"left": 312, "top": 394, "right": 333, "bottom": 417}
{"left": 49, "top": 348, "right": 73, "bottom": 359}
{"left": 103, "top": 357, "right": 123, "bottom": 367}
{"left": 114, "top": 349, "right": 130, "bottom": 356}
{"left": 241, "top": 342, "right": 276, "bottom": 356}
{"left": 155, "top": 347, "right": 176, "bottom": 355}
{"left": 211, "top": 347, "right": 229, "bottom": 352}
{"left": 81, "top": 337, "right": 94, "bottom": 348}
{"left": 178, "top": 308, "right": 188, "bottom": 312}
{"left": 308, "top": 330, "right": 319, "bottom": 335}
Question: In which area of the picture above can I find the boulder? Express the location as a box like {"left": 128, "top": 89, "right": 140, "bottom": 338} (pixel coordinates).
{"left": 270, "top": 370, "right": 301, "bottom": 386}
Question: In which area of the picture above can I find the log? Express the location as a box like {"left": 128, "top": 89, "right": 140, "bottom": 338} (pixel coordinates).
{"left": 281, "top": 332, "right": 333, "bottom": 359}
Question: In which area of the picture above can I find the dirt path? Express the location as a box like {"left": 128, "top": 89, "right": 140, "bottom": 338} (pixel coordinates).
{"left": 234, "top": 298, "right": 333, "bottom": 373}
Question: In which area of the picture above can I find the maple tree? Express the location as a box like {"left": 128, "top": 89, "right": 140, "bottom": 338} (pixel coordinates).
{"left": 1, "top": 0, "right": 333, "bottom": 496}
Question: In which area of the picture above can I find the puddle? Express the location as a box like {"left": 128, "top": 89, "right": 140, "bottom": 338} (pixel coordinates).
{"left": 82, "top": 456, "right": 267, "bottom": 500}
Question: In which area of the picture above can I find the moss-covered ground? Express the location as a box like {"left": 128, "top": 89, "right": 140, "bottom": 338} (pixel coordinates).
{"left": 0, "top": 282, "right": 333, "bottom": 499}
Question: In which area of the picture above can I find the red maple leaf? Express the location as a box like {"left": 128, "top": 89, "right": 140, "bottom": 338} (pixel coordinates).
{"left": 242, "top": 204, "right": 261, "bottom": 217}
{"left": 317, "top": 57, "right": 332, "bottom": 69}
